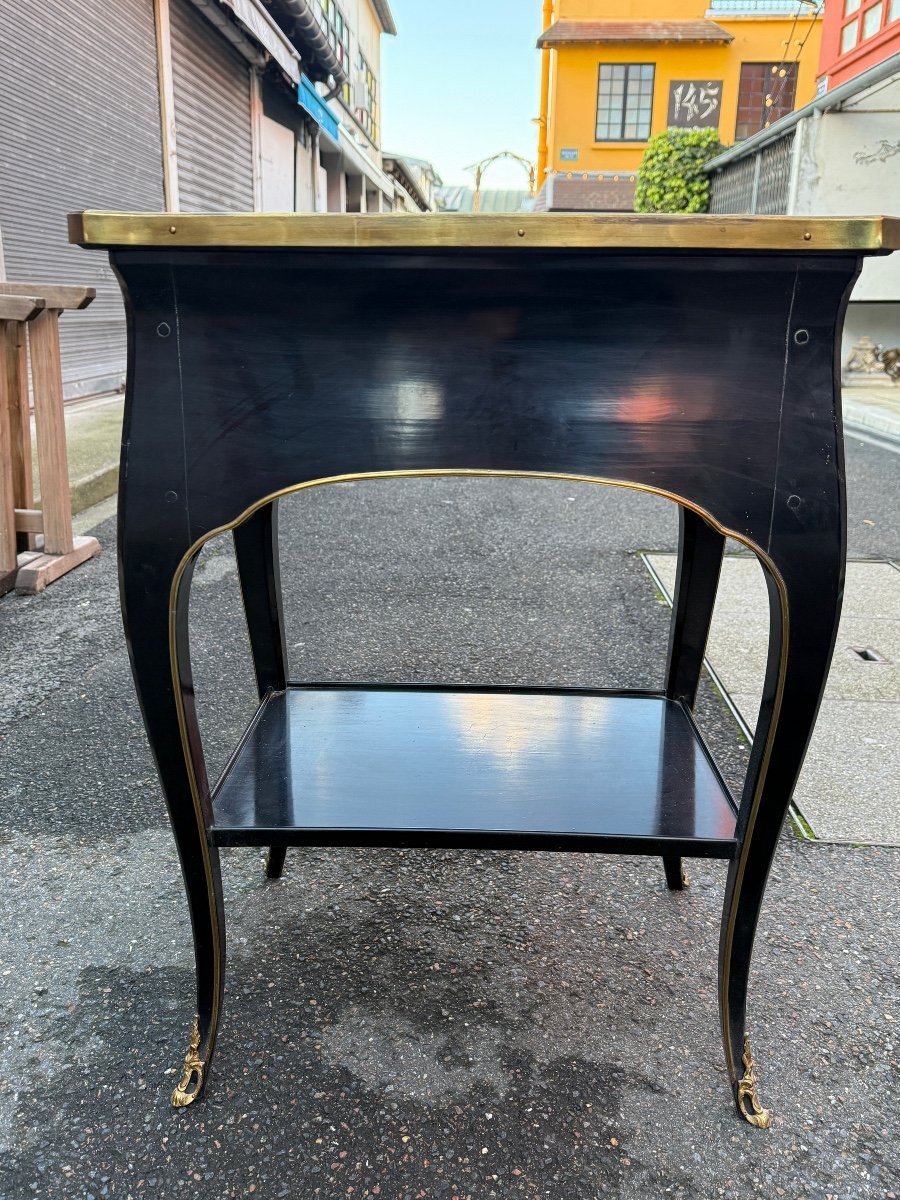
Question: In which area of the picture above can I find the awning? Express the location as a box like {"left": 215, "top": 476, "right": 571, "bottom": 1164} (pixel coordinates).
{"left": 297, "top": 75, "right": 340, "bottom": 141}
{"left": 219, "top": 0, "right": 299, "bottom": 82}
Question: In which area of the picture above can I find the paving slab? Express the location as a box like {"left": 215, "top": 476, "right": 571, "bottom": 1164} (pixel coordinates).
{"left": 646, "top": 556, "right": 900, "bottom": 845}
{"left": 725, "top": 692, "right": 900, "bottom": 844}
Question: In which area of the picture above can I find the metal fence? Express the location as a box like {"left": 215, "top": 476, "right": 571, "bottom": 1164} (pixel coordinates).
{"left": 708, "top": 132, "right": 795, "bottom": 215}
{"left": 706, "top": 0, "right": 811, "bottom": 10}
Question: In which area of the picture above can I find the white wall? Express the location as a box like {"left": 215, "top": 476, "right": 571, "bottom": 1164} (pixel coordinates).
{"left": 793, "top": 73, "right": 900, "bottom": 303}
{"left": 259, "top": 115, "right": 295, "bottom": 211}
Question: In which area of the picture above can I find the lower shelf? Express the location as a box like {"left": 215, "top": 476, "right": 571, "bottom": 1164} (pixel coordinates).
{"left": 210, "top": 686, "right": 738, "bottom": 856}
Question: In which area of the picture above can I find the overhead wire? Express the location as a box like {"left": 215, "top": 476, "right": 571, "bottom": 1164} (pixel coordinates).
{"left": 762, "top": 0, "right": 824, "bottom": 128}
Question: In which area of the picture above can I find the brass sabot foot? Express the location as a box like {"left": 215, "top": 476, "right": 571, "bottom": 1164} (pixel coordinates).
{"left": 737, "top": 1035, "right": 771, "bottom": 1128}
{"left": 171, "top": 1016, "right": 204, "bottom": 1108}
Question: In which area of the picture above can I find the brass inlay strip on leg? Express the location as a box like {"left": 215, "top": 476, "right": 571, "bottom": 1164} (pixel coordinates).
{"left": 737, "top": 1035, "right": 771, "bottom": 1128}
{"left": 171, "top": 1015, "right": 204, "bottom": 1108}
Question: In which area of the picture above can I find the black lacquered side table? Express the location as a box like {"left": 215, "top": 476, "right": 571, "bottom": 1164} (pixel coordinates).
{"left": 71, "top": 211, "right": 898, "bottom": 1124}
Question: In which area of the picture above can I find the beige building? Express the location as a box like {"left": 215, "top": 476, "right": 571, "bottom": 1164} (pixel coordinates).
{"left": 212, "top": 0, "right": 398, "bottom": 214}
{"left": 288, "top": 0, "right": 398, "bottom": 213}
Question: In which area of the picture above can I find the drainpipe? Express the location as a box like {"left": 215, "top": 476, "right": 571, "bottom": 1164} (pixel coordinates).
{"left": 250, "top": 68, "right": 264, "bottom": 211}
{"left": 786, "top": 116, "right": 808, "bottom": 215}
{"left": 154, "top": 0, "right": 180, "bottom": 212}
{"left": 311, "top": 126, "right": 321, "bottom": 212}
{"left": 536, "top": 0, "right": 553, "bottom": 189}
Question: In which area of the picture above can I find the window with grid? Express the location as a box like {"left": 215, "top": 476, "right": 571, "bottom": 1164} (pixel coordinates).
{"left": 735, "top": 62, "right": 797, "bottom": 140}
{"left": 316, "top": 0, "right": 351, "bottom": 70}
{"left": 355, "top": 51, "right": 379, "bottom": 143}
{"left": 839, "top": 0, "right": 894, "bottom": 53}
{"left": 863, "top": 0, "right": 884, "bottom": 34}
{"left": 596, "top": 64, "right": 655, "bottom": 141}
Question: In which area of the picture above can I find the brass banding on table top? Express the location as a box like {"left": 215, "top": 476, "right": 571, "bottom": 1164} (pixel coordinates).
{"left": 68, "top": 211, "right": 900, "bottom": 253}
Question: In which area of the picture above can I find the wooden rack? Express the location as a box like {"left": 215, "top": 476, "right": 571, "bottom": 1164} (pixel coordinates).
{"left": 0, "top": 282, "right": 101, "bottom": 595}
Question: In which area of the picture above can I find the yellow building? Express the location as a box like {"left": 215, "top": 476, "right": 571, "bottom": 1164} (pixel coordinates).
{"left": 535, "top": 0, "right": 822, "bottom": 210}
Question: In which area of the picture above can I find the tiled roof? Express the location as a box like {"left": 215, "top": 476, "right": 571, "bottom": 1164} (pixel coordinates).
{"left": 537, "top": 173, "right": 638, "bottom": 213}
{"left": 435, "top": 186, "right": 531, "bottom": 214}
{"left": 537, "top": 19, "right": 733, "bottom": 46}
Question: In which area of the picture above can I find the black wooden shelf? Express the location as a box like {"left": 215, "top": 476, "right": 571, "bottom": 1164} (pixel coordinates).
{"left": 210, "top": 686, "right": 738, "bottom": 856}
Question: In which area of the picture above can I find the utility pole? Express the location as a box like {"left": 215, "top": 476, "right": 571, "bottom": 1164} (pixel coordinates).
{"left": 536, "top": 0, "right": 554, "bottom": 187}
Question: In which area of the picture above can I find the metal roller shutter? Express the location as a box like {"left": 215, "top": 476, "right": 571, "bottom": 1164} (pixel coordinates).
{"left": 0, "top": 0, "right": 164, "bottom": 398}
{"left": 170, "top": 0, "right": 255, "bottom": 212}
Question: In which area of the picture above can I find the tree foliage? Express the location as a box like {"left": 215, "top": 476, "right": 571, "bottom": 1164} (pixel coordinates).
{"left": 634, "top": 128, "right": 725, "bottom": 214}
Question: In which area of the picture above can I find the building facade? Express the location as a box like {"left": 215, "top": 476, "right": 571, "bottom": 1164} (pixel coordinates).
{"left": 535, "top": 0, "right": 822, "bottom": 211}
{"left": 818, "top": 0, "right": 900, "bottom": 88}
{"left": 383, "top": 156, "right": 441, "bottom": 212}
{"left": 283, "top": 0, "right": 398, "bottom": 215}
{"left": 706, "top": 52, "right": 900, "bottom": 368}
{"left": 0, "top": 0, "right": 400, "bottom": 399}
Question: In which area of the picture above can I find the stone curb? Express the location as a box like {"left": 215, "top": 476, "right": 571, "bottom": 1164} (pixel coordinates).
{"left": 844, "top": 405, "right": 900, "bottom": 453}
{"left": 69, "top": 462, "right": 119, "bottom": 516}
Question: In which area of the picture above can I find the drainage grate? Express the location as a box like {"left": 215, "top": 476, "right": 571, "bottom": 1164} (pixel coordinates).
{"left": 847, "top": 646, "right": 888, "bottom": 663}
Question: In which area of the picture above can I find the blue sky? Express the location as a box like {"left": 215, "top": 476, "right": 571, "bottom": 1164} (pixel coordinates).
{"left": 381, "top": 0, "right": 544, "bottom": 189}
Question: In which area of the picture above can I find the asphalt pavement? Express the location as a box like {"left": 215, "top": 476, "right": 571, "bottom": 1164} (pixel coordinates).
{"left": 0, "top": 435, "right": 898, "bottom": 1200}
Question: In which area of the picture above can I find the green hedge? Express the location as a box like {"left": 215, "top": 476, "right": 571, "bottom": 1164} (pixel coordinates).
{"left": 634, "top": 128, "right": 725, "bottom": 214}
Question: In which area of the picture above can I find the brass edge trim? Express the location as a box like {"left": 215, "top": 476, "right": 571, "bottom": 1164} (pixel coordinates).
{"left": 66, "top": 212, "right": 86, "bottom": 245}
{"left": 165, "top": 468, "right": 789, "bottom": 1094}
{"left": 70, "top": 212, "right": 898, "bottom": 252}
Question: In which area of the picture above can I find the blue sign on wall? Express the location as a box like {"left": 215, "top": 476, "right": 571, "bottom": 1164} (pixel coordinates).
{"left": 560, "top": 148, "right": 579, "bottom": 162}
{"left": 297, "top": 75, "right": 340, "bottom": 142}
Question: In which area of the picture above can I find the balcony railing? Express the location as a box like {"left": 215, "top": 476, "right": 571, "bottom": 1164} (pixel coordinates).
{"left": 707, "top": 0, "right": 817, "bottom": 12}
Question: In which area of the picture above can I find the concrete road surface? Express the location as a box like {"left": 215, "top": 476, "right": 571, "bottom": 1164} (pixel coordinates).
{"left": 0, "top": 435, "right": 897, "bottom": 1200}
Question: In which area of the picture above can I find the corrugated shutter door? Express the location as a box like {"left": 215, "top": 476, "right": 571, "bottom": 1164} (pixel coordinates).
{"left": 170, "top": 0, "right": 255, "bottom": 212}
{"left": 0, "top": 0, "right": 164, "bottom": 397}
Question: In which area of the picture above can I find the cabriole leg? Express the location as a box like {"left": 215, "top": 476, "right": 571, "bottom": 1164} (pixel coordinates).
{"left": 720, "top": 544, "right": 844, "bottom": 1127}
{"left": 120, "top": 536, "right": 224, "bottom": 1107}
